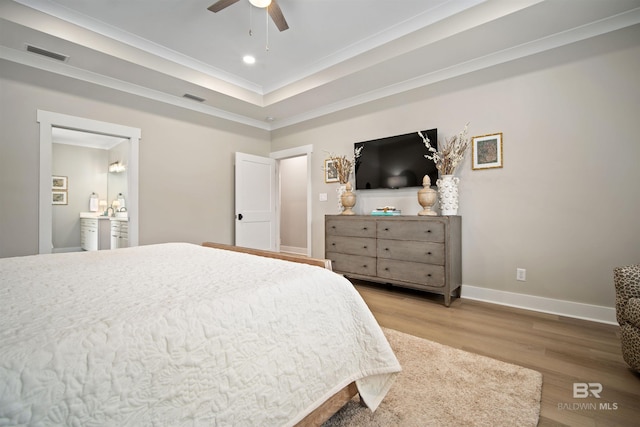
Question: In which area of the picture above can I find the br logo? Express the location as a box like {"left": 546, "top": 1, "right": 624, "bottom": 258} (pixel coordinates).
{"left": 573, "top": 383, "right": 603, "bottom": 398}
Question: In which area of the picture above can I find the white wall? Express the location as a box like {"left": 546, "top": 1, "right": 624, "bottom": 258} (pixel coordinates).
{"left": 271, "top": 25, "right": 640, "bottom": 309}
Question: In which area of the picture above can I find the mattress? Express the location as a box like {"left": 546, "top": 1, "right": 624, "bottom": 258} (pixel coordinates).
{"left": 0, "top": 243, "right": 400, "bottom": 426}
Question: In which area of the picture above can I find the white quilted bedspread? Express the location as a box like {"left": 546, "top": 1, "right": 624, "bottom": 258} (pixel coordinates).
{"left": 0, "top": 243, "right": 400, "bottom": 426}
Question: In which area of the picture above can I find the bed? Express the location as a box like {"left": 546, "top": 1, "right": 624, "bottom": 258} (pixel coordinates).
{"left": 0, "top": 242, "right": 400, "bottom": 426}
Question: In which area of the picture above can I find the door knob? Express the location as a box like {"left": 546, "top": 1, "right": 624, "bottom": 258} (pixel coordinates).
{"left": 238, "top": 213, "right": 243, "bottom": 220}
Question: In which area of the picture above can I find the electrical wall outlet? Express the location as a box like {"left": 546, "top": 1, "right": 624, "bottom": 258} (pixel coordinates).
{"left": 319, "top": 193, "right": 328, "bottom": 202}
{"left": 516, "top": 268, "right": 526, "bottom": 281}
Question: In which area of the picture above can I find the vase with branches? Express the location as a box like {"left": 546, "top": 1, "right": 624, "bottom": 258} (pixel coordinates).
{"left": 418, "top": 122, "right": 470, "bottom": 176}
{"left": 324, "top": 147, "right": 363, "bottom": 214}
{"left": 325, "top": 146, "right": 363, "bottom": 184}
{"left": 418, "top": 123, "right": 470, "bottom": 215}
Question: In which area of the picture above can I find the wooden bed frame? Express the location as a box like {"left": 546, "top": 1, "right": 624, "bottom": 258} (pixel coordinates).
{"left": 202, "top": 242, "right": 358, "bottom": 426}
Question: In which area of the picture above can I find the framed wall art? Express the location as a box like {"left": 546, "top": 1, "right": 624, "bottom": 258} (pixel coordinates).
{"left": 324, "top": 159, "right": 339, "bottom": 183}
{"left": 472, "top": 133, "right": 503, "bottom": 170}
{"left": 52, "top": 191, "right": 68, "bottom": 205}
{"left": 52, "top": 175, "right": 68, "bottom": 190}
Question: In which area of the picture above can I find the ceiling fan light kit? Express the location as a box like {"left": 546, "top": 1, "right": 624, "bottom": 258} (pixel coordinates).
{"left": 209, "top": 0, "right": 289, "bottom": 32}
{"left": 249, "top": 0, "right": 272, "bottom": 8}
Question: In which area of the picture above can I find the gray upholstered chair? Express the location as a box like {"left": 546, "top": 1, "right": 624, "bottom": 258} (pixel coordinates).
{"left": 614, "top": 264, "right": 640, "bottom": 372}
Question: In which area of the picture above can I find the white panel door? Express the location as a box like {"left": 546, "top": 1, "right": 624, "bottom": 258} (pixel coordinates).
{"left": 235, "top": 152, "right": 277, "bottom": 251}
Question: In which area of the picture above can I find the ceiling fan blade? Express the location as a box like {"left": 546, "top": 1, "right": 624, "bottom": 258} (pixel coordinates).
{"left": 208, "top": 0, "right": 241, "bottom": 13}
{"left": 268, "top": 0, "right": 289, "bottom": 32}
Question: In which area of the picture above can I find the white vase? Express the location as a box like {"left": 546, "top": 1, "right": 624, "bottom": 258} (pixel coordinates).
{"left": 336, "top": 184, "right": 346, "bottom": 213}
{"left": 436, "top": 174, "right": 460, "bottom": 215}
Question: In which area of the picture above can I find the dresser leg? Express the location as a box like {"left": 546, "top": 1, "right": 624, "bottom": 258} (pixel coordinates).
{"left": 444, "top": 293, "right": 451, "bottom": 307}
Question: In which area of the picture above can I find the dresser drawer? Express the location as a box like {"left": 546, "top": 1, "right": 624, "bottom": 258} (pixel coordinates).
{"left": 326, "top": 218, "right": 376, "bottom": 238}
{"left": 326, "top": 252, "right": 376, "bottom": 277}
{"left": 377, "top": 239, "right": 444, "bottom": 265}
{"left": 377, "top": 220, "right": 444, "bottom": 242}
{"left": 378, "top": 259, "right": 445, "bottom": 287}
{"left": 326, "top": 235, "right": 376, "bottom": 257}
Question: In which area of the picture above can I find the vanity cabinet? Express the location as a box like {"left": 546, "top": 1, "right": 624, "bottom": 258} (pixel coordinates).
{"left": 325, "top": 215, "right": 461, "bottom": 306}
{"left": 110, "top": 219, "right": 129, "bottom": 249}
{"left": 80, "top": 217, "right": 110, "bottom": 251}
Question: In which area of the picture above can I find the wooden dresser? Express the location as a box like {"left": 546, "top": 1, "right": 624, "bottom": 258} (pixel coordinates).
{"left": 325, "top": 215, "right": 461, "bottom": 306}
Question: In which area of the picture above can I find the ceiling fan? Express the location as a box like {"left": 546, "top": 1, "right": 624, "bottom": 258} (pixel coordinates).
{"left": 208, "top": 0, "right": 289, "bottom": 32}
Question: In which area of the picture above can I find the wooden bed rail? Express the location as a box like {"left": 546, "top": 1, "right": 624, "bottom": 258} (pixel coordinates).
{"left": 201, "top": 242, "right": 333, "bottom": 271}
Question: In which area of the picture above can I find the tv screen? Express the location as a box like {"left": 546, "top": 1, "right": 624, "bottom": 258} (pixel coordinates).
{"left": 354, "top": 128, "right": 437, "bottom": 190}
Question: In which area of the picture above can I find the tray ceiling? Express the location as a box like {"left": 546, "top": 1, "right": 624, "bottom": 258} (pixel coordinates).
{"left": 2, "top": 0, "right": 639, "bottom": 130}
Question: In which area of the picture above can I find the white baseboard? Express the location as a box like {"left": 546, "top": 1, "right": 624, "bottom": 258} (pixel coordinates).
{"left": 461, "top": 285, "right": 617, "bottom": 325}
{"left": 280, "top": 245, "right": 307, "bottom": 256}
{"left": 53, "top": 246, "right": 82, "bottom": 253}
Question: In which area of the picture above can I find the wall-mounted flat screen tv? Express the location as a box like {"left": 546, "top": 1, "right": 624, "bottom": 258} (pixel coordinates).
{"left": 354, "top": 128, "right": 437, "bottom": 190}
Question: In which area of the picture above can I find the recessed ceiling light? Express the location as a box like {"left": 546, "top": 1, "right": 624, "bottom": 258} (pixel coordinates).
{"left": 243, "top": 55, "right": 256, "bottom": 65}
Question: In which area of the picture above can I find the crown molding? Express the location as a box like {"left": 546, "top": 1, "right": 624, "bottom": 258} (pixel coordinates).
{"left": 0, "top": 46, "right": 272, "bottom": 130}
{"left": 3, "top": 6, "right": 639, "bottom": 131}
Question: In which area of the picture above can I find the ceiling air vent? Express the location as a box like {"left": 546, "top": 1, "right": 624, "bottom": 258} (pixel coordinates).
{"left": 183, "top": 93, "right": 206, "bottom": 103}
{"left": 26, "top": 44, "right": 69, "bottom": 62}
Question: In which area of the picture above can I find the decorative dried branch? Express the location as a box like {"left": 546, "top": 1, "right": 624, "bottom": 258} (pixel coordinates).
{"left": 419, "top": 123, "right": 470, "bottom": 175}
{"left": 324, "top": 146, "right": 363, "bottom": 184}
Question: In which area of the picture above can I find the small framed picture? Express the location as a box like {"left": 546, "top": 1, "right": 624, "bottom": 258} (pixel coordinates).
{"left": 52, "top": 191, "right": 68, "bottom": 205}
{"left": 472, "top": 133, "right": 503, "bottom": 170}
{"left": 324, "top": 159, "right": 339, "bottom": 183}
{"left": 52, "top": 175, "right": 68, "bottom": 190}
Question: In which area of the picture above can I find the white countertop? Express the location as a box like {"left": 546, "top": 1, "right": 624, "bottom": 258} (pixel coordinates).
{"left": 80, "top": 212, "right": 128, "bottom": 221}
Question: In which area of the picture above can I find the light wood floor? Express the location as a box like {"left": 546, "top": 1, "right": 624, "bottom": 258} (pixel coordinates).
{"left": 352, "top": 280, "right": 640, "bottom": 427}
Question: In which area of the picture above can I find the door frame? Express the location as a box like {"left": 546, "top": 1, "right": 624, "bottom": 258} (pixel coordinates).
{"left": 37, "top": 110, "right": 141, "bottom": 254}
{"left": 270, "top": 144, "right": 313, "bottom": 257}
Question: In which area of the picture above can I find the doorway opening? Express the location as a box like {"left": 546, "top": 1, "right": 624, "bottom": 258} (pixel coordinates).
{"left": 52, "top": 129, "right": 129, "bottom": 252}
{"left": 270, "top": 145, "right": 313, "bottom": 257}
{"left": 37, "top": 110, "right": 141, "bottom": 254}
{"left": 278, "top": 155, "right": 308, "bottom": 255}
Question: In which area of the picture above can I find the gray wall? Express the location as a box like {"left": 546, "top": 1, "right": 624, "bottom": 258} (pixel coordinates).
{"left": 0, "top": 59, "right": 271, "bottom": 257}
{"left": 271, "top": 25, "right": 640, "bottom": 308}
{"left": 1, "top": 25, "right": 639, "bottom": 310}
{"left": 279, "top": 156, "right": 307, "bottom": 251}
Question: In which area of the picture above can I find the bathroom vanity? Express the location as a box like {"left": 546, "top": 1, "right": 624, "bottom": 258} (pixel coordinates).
{"left": 80, "top": 213, "right": 128, "bottom": 251}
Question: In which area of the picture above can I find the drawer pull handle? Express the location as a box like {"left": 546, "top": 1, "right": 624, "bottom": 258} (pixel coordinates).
{"left": 332, "top": 243, "right": 336, "bottom": 246}
{"left": 427, "top": 274, "right": 432, "bottom": 277}
{"left": 363, "top": 227, "right": 368, "bottom": 230}
{"left": 427, "top": 251, "right": 432, "bottom": 255}
{"left": 363, "top": 264, "right": 368, "bottom": 268}
{"left": 363, "top": 245, "right": 367, "bottom": 249}
{"left": 384, "top": 267, "right": 389, "bottom": 271}
{"left": 385, "top": 248, "right": 389, "bottom": 251}
{"left": 426, "top": 230, "right": 432, "bottom": 233}
{"left": 384, "top": 227, "right": 389, "bottom": 231}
